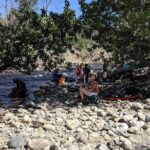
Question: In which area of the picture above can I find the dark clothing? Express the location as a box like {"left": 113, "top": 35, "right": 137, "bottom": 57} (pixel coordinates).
{"left": 52, "top": 70, "right": 62, "bottom": 83}
{"left": 9, "top": 79, "right": 27, "bottom": 98}
{"left": 83, "top": 66, "right": 90, "bottom": 75}
{"left": 83, "top": 66, "right": 90, "bottom": 83}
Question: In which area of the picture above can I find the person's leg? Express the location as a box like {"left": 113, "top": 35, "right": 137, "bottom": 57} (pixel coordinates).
{"left": 79, "top": 87, "right": 90, "bottom": 101}
{"left": 86, "top": 74, "right": 88, "bottom": 83}
{"left": 83, "top": 75, "right": 86, "bottom": 85}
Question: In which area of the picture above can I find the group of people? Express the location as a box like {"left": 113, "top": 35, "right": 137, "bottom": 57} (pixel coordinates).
{"left": 51, "top": 64, "right": 100, "bottom": 105}
{"left": 9, "top": 60, "right": 138, "bottom": 106}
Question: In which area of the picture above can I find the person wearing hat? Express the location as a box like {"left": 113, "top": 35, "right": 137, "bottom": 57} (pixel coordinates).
{"left": 79, "top": 73, "right": 99, "bottom": 104}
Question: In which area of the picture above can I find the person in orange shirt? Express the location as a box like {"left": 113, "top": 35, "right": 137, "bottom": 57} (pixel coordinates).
{"left": 58, "top": 75, "right": 65, "bottom": 86}
{"left": 79, "top": 73, "right": 99, "bottom": 103}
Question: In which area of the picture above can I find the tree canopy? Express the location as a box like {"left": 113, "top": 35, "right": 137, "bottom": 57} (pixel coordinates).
{"left": 0, "top": 0, "right": 149, "bottom": 73}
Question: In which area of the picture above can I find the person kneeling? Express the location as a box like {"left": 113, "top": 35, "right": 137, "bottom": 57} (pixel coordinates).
{"left": 9, "top": 78, "right": 27, "bottom": 99}
{"left": 79, "top": 73, "right": 99, "bottom": 105}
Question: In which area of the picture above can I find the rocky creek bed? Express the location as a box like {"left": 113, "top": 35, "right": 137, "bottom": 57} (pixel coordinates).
{"left": 0, "top": 97, "right": 150, "bottom": 150}
{"left": 0, "top": 69, "right": 150, "bottom": 150}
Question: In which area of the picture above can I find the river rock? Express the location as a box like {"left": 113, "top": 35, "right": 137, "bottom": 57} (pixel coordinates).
{"left": 65, "top": 119, "right": 80, "bottom": 130}
{"left": 122, "top": 115, "right": 133, "bottom": 122}
{"left": 33, "top": 109, "right": 45, "bottom": 117}
{"left": 27, "top": 139, "right": 49, "bottom": 150}
{"left": 116, "top": 123, "right": 129, "bottom": 132}
{"left": 103, "top": 124, "right": 111, "bottom": 131}
{"left": 97, "top": 110, "right": 106, "bottom": 117}
{"left": 43, "top": 124, "right": 55, "bottom": 131}
{"left": 130, "top": 103, "right": 143, "bottom": 111}
{"left": 4, "top": 112, "right": 15, "bottom": 121}
{"left": 70, "top": 143, "right": 79, "bottom": 150}
{"left": 18, "top": 108, "right": 29, "bottom": 114}
{"left": 121, "top": 140, "right": 133, "bottom": 150}
{"left": 137, "top": 112, "right": 145, "bottom": 121}
{"left": 145, "top": 115, "right": 150, "bottom": 122}
{"left": 128, "top": 127, "right": 138, "bottom": 134}
{"left": 10, "top": 121, "right": 23, "bottom": 128}
{"left": 8, "top": 134, "right": 26, "bottom": 149}
{"left": 130, "top": 120, "right": 145, "bottom": 129}
{"left": 49, "top": 145, "right": 59, "bottom": 150}
{"left": 89, "top": 132, "right": 100, "bottom": 142}
{"left": 0, "top": 108, "right": 5, "bottom": 116}
{"left": 96, "top": 144, "right": 109, "bottom": 150}
{"left": 95, "top": 121, "right": 105, "bottom": 130}
{"left": 22, "top": 115, "right": 32, "bottom": 124}
{"left": 0, "top": 139, "right": 5, "bottom": 149}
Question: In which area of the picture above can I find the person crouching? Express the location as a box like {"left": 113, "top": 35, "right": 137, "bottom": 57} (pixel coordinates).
{"left": 79, "top": 73, "right": 99, "bottom": 105}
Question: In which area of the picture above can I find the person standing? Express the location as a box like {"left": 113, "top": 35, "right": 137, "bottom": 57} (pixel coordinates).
{"left": 83, "top": 64, "right": 91, "bottom": 84}
{"left": 75, "top": 64, "right": 83, "bottom": 83}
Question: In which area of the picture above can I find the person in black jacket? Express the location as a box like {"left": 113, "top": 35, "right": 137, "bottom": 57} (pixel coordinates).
{"left": 83, "top": 64, "right": 91, "bottom": 84}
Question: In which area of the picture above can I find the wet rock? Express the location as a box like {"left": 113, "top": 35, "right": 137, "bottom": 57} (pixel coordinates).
{"left": 96, "top": 144, "right": 109, "bottom": 150}
{"left": 130, "top": 103, "right": 143, "bottom": 111}
{"left": 8, "top": 134, "right": 26, "bottom": 149}
{"left": 27, "top": 139, "right": 49, "bottom": 150}
{"left": 145, "top": 115, "right": 150, "bottom": 122}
